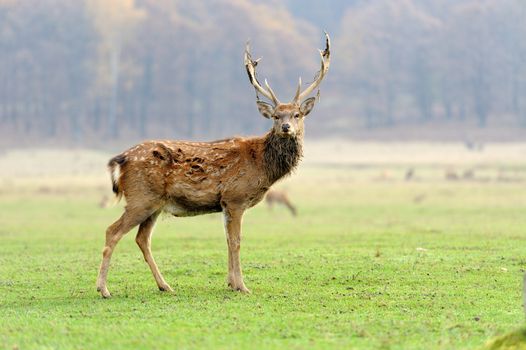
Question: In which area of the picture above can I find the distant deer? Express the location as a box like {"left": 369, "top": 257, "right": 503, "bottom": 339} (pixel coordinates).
{"left": 462, "top": 168, "right": 475, "bottom": 180}
{"left": 96, "top": 34, "right": 331, "bottom": 297}
{"left": 464, "top": 140, "right": 484, "bottom": 152}
{"left": 405, "top": 168, "right": 414, "bottom": 181}
{"left": 445, "top": 168, "right": 459, "bottom": 181}
{"left": 99, "top": 195, "right": 111, "bottom": 209}
{"left": 265, "top": 190, "right": 297, "bottom": 216}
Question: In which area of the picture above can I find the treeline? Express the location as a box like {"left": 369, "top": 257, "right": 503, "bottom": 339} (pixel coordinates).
{"left": 340, "top": 0, "right": 526, "bottom": 129}
{"left": 0, "top": 0, "right": 525, "bottom": 145}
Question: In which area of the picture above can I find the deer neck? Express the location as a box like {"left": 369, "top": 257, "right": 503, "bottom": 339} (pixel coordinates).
{"left": 263, "top": 130, "right": 303, "bottom": 184}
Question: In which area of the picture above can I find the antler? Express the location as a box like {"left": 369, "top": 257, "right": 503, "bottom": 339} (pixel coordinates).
{"left": 293, "top": 32, "right": 331, "bottom": 104}
{"left": 244, "top": 42, "right": 280, "bottom": 106}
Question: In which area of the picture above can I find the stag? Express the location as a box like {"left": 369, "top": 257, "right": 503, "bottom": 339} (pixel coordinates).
{"left": 96, "top": 33, "right": 331, "bottom": 297}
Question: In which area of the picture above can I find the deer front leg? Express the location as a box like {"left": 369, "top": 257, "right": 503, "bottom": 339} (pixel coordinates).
{"left": 223, "top": 208, "right": 250, "bottom": 293}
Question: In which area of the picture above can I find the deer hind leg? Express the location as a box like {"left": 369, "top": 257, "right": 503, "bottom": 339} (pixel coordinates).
{"left": 266, "top": 198, "right": 272, "bottom": 210}
{"left": 96, "top": 206, "right": 156, "bottom": 298}
{"left": 223, "top": 207, "right": 250, "bottom": 293}
{"left": 283, "top": 199, "right": 297, "bottom": 216}
{"left": 135, "top": 211, "right": 173, "bottom": 292}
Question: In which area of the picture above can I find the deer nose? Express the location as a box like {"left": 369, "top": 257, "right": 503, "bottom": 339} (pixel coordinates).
{"left": 282, "top": 124, "right": 291, "bottom": 133}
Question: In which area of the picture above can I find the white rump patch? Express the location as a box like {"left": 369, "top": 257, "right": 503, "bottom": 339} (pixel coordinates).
{"left": 112, "top": 164, "right": 120, "bottom": 184}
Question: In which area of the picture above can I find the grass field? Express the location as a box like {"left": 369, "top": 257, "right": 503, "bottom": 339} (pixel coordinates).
{"left": 1, "top": 144, "right": 526, "bottom": 349}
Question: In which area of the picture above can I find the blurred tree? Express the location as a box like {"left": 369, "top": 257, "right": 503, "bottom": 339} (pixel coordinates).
{"left": 0, "top": 0, "right": 525, "bottom": 146}
{"left": 86, "top": 0, "right": 146, "bottom": 138}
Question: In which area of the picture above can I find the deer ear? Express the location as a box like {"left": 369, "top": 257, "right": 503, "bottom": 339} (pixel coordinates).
{"left": 300, "top": 97, "right": 316, "bottom": 116}
{"left": 256, "top": 101, "right": 274, "bottom": 119}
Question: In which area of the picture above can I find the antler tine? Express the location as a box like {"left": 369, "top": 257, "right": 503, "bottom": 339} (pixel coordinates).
{"left": 244, "top": 42, "right": 280, "bottom": 105}
{"left": 264, "top": 79, "right": 280, "bottom": 106}
{"left": 293, "top": 32, "right": 331, "bottom": 103}
{"left": 293, "top": 77, "right": 302, "bottom": 105}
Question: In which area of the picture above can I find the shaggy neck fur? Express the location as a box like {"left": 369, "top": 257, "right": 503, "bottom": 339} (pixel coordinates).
{"left": 263, "top": 130, "right": 303, "bottom": 184}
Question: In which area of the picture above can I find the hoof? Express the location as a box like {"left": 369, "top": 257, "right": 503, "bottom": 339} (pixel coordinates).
{"left": 158, "top": 285, "right": 174, "bottom": 292}
{"left": 236, "top": 287, "right": 251, "bottom": 294}
{"left": 97, "top": 286, "right": 112, "bottom": 298}
{"left": 228, "top": 282, "right": 251, "bottom": 294}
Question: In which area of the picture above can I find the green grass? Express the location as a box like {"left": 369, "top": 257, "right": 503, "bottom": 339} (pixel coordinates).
{"left": 1, "top": 165, "right": 526, "bottom": 349}
{"left": 481, "top": 328, "right": 526, "bottom": 349}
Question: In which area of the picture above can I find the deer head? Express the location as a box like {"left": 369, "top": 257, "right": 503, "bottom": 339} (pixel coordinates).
{"left": 244, "top": 33, "right": 331, "bottom": 138}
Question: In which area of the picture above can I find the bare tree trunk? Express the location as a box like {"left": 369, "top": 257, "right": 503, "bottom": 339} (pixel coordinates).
{"left": 138, "top": 54, "right": 153, "bottom": 138}
{"left": 412, "top": 52, "right": 433, "bottom": 122}
{"left": 472, "top": 66, "right": 490, "bottom": 128}
{"left": 93, "top": 98, "right": 102, "bottom": 132}
{"left": 108, "top": 46, "right": 121, "bottom": 138}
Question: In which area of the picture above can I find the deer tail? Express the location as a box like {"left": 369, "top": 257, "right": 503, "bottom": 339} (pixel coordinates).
{"left": 108, "top": 154, "right": 127, "bottom": 203}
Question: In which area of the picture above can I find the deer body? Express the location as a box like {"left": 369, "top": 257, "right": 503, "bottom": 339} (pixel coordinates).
{"left": 110, "top": 132, "right": 302, "bottom": 218}
{"left": 96, "top": 34, "right": 330, "bottom": 298}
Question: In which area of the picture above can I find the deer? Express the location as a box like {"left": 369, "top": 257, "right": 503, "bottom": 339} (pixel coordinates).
{"left": 265, "top": 190, "right": 297, "bottom": 216}
{"left": 96, "top": 33, "right": 331, "bottom": 298}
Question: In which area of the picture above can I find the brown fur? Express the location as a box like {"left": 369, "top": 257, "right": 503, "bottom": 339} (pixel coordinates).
{"left": 96, "top": 35, "right": 329, "bottom": 298}
{"left": 264, "top": 131, "right": 302, "bottom": 183}
{"left": 110, "top": 130, "right": 300, "bottom": 216}
{"left": 96, "top": 123, "right": 307, "bottom": 297}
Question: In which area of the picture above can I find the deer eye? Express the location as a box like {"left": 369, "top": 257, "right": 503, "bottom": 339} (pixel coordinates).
{"left": 273, "top": 115, "right": 280, "bottom": 120}
{"left": 294, "top": 113, "right": 300, "bottom": 119}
